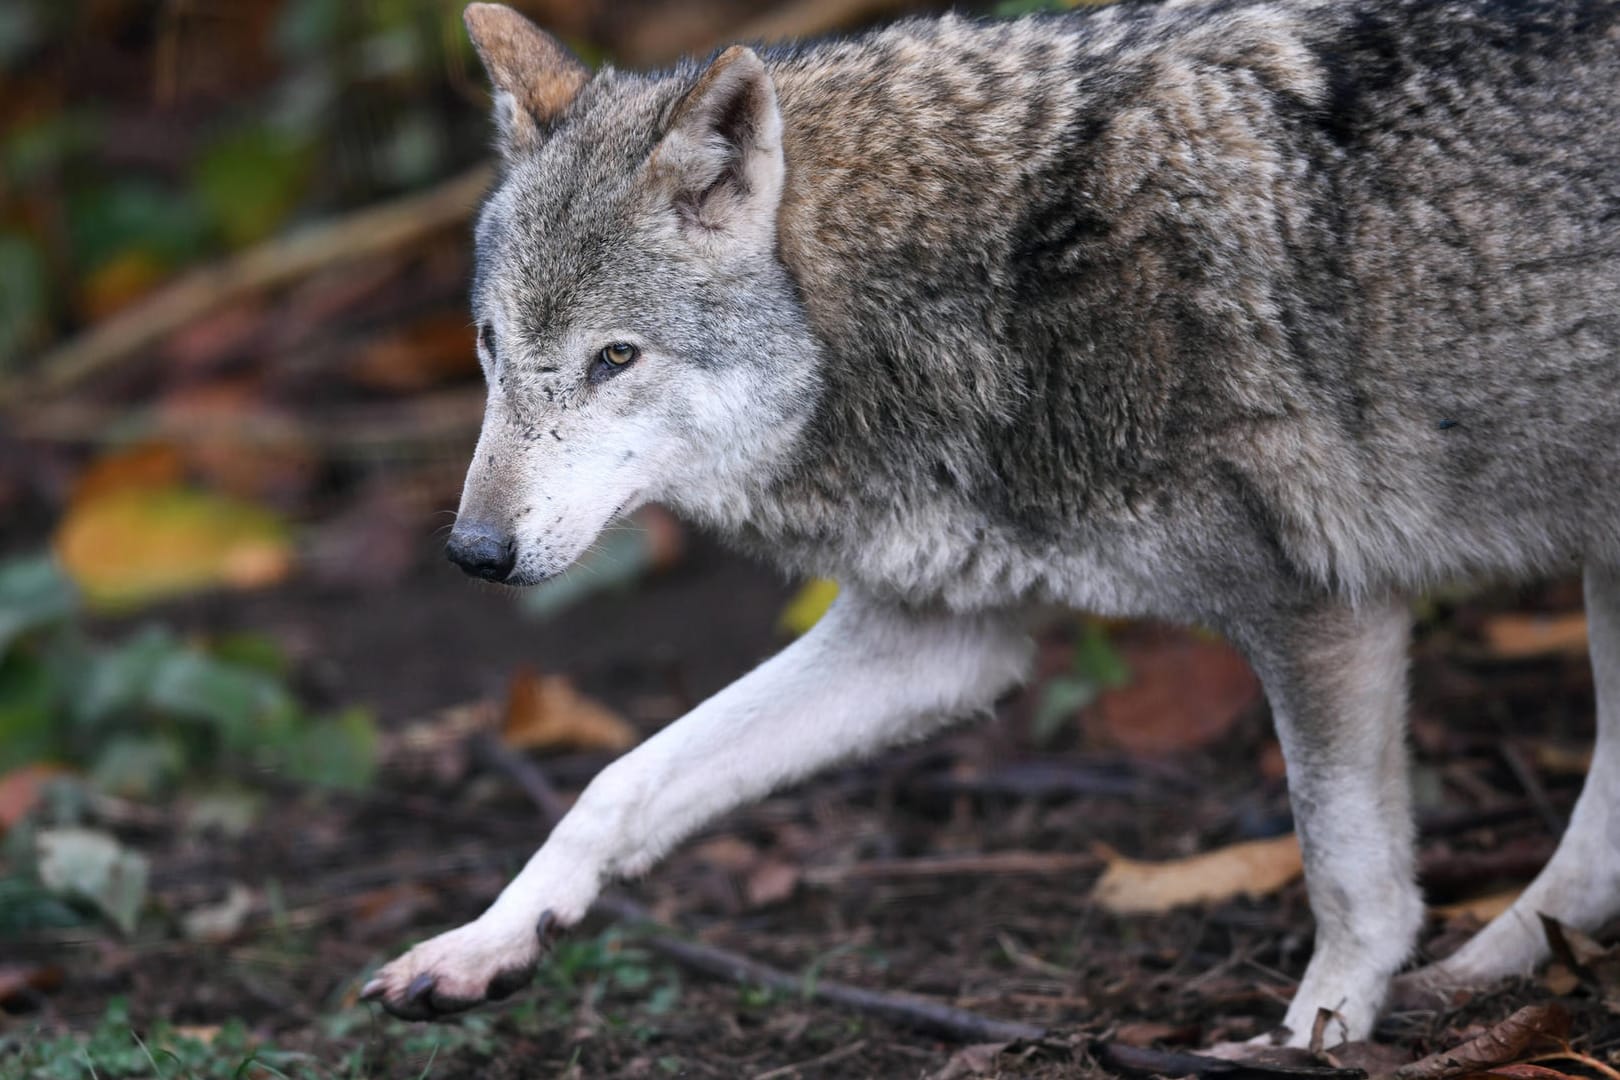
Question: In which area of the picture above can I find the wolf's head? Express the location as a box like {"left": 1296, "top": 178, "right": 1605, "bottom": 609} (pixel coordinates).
{"left": 447, "top": 4, "right": 819, "bottom": 585}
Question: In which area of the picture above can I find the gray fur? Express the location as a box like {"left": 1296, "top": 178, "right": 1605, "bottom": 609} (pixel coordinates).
{"left": 467, "top": 0, "right": 1619, "bottom": 627}
{"left": 438, "top": 0, "right": 1620, "bottom": 1042}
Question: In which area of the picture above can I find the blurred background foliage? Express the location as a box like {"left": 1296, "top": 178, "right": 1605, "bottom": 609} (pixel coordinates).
{"left": 1, "top": 1, "right": 1601, "bottom": 1076}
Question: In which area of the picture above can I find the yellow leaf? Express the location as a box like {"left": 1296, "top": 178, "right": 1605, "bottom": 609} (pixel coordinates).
{"left": 501, "top": 670, "right": 636, "bottom": 753}
{"left": 55, "top": 487, "right": 292, "bottom": 610}
{"left": 1434, "top": 887, "right": 1523, "bottom": 924}
{"left": 779, "top": 578, "right": 839, "bottom": 636}
{"left": 1482, "top": 612, "right": 1588, "bottom": 659}
{"left": 1089, "top": 834, "right": 1302, "bottom": 914}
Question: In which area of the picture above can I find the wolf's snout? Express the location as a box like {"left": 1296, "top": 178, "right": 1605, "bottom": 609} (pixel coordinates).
{"left": 446, "top": 523, "right": 517, "bottom": 582}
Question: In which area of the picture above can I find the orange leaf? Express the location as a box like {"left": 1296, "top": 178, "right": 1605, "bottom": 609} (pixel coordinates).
{"left": 70, "top": 443, "right": 185, "bottom": 510}
{"left": 501, "top": 670, "right": 636, "bottom": 754}
{"left": 1482, "top": 613, "right": 1588, "bottom": 659}
{"left": 1089, "top": 628, "right": 1261, "bottom": 757}
{"left": 55, "top": 486, "right": 292, "bottom": 609}
{"left": 350, "top": 313, "right": 479, "bottom": 392}
{"left": 1090, "top": 834, "right": 1302, "bottom": 914}
{"left": 0, "top": 764, "right": 69, "bottom": 836}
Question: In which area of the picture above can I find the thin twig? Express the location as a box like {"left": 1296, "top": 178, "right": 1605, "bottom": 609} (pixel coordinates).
{"left": 471, "top": 734, "right": 1050, "bottom": 1045}
{"left": 803, "top": 850, "right": 1101, "bottom": 887}
{"left": 3, "top": 166, "right": 493, "bottom": 408}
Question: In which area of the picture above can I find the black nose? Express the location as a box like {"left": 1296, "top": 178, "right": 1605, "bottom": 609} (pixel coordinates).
{"left": 446, "top": 524, "right": 517, "bottom": 581}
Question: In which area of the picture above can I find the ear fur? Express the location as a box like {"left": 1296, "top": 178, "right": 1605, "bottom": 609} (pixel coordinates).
{"left": 651, "top": 46, "right": 784, "bottom": 253}
{"left": 464, "top": 3, "right": 590, "bottom": 158}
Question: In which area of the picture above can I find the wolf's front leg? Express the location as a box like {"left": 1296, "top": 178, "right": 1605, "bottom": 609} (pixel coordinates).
{"left": 1236, "top": 598, "right": 1424, "bottom": 1048}
{"left": 362, "top": 591, "right": 1031, "bottom": 1019}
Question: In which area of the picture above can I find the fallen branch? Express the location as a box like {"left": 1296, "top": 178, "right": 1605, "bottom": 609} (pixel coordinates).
{"left": 803, "top": 850, "right": 1101, "bottom": 887}
{"left": 471, "top": 734, "right": 1049, "bottom": 1044}
{"left": 4, "top": 165, "right": 493, "bottom": 408}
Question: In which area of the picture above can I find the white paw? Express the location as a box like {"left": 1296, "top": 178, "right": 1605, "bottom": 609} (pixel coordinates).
{"left": 360, "top": 910, "right": 567, "bottom": 1020}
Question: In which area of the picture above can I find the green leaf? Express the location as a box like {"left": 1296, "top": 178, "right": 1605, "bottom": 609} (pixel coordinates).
{"left": 0, "top": 555, "right": 75, "bottom": 658}
{"left": 67, "top": 181, "right": 207, "bottom": 271}
{"left": 278, "top": 706, "right": 376, "bottom": 790}
{"left": 192, "top": 125, "right": 312, "bottom": 246}
{"left": 89, "top": 734, "right": 185, "bottom": 799}
{"left": 0, "top": 230, "right": 48, "bottom": 370}
{"left": 1032, "top": 674, "right": 1100, "bottom": 746}
{"left": 35, "top": 826, "right": 149, "bottom": 935}
{"left": 147, "top": 650, "right": 298, "bottom": 749}
{"left": 0, "top": 652, "right": 58, "bottom": 771}
{"left": 70, "top": 625, "right": 182, "bottom": 728}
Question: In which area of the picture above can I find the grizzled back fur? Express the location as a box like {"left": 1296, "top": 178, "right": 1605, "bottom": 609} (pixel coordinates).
{"left": 461, "top": 0, "right": 1619, "bottom": 632}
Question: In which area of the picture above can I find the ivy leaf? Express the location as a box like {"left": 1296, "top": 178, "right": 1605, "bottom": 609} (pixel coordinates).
{"left": 36, "top": 826, "right": 149, "bottom": 935}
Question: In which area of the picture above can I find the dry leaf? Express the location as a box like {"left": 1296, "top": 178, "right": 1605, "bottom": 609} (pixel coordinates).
{"left": 1435, "top": 888, "right": 1523, "bottom": 924}
{"left": 502, "top": 670, "right": 636, "bottom": 754}
{"left": 1482, "top": 613, "right": 1588, "bottom": 659}
{"left": 1088, "top": 629, "right": 1262, "bottom": 757}
{"left": 1531, "top": 743, "right": 1592, "bottom": 776}
{"left": 691, "top": 835, "right": 761, "bottom": 872}
{"left": 0, "top": 764, "right": 70, "bottom": 836}
{"left": 0, "top": 963, "right": 64, "bottom": 1011}
{"left": 1541, "top": 915, "right": 1620, "bottom": 1012}
{"left": 745, "top": 859, "right": 800, "bottom": 909}
{"left": 350, "top": 312, "right": 479, "bottom": 392}
{"left": 157, "top": 379, "right": 316, "bottom": 501}
{"left": 55, "top": 486, "right": 292, "bottom": 609}
{"left": 1090, "top": 834, "right": 1302, "bottom": 914}
{"left": 69, "top": 443, "right": 185, "bottom": 509}
{"left": 1394, "top": 1004, "right": 1570, "bottom": 1080}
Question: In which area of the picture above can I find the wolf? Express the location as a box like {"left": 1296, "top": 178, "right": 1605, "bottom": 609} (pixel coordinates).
{"left": 361, "top": 0, "right": 1620, "bottom": 1047}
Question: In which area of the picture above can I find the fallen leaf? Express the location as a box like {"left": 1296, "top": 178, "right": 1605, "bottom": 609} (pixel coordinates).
{"left": 0, "top": 764, "right": 69, "bottom": 835}
{"left": 182, "top": 883, "right": 255, "bottom": 943}
{"left": 1087, "top": 627, "right": 1262, "bottom": 757}
{"left": 745, "top": 859, "right": 800, "bottom": 909}
{"left": 55, "top": 486, "right": 292, "bottom": 609}
{"left": 1531, "top": 743, "right": 1592, "bottom": 777}
{"left": 1090, "top": 834, "right": 1302, "bottom": 914}
{"left": 779, "top": 578, "right": 839, "bottom": 636}
{"left": 79, "top": 249, "right": 167, "bottom": 321}
{"left": 926, "top": 1042, "right": 1009, "bottom": 1080}
{"left": 1393, "top": 1004, "right": 1570, "bottom": 1080}
{"left": 68, "top": 443, "right": 184, "bottom": 509}
{"left": 1541, "top": 915, "right": 1620, "bottom": 1012}
{"left": 1482, "top": 613, "right": 1588, "bottom": 659}
{"left": 36, "top": 826, "right": 149, "bottom": 935}
{"left": 156, "top": 379, "right": 316, "bottom": 501}
{"left": 0, "top": 963, "right": 64, "bottom": 1011}
{"left": 691, "top": 835, "right": 761, "bottom": 872}
{"left": 1435, "top": 888, "right": 1523, "bottom": 924}
{"left": 502, "top": 670, "right": 636, "bottom": 754}
{"left": 349, "top": 312, "right": 479, "bottom": 392}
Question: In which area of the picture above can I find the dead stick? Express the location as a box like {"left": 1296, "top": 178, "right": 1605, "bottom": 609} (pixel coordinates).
{"left": 471, "top": 734, "right": 1048, "bottom": 1044}
{"left": 804, "top": 850, "right": 1101, "bottom": 886}
{"left": 4, "top": 165, "right": 493, "bottom": 408}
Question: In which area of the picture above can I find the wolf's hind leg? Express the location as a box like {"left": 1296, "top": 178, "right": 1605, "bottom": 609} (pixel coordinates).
{"left": 361, "top": 590, "right": 1031, "bottom": 1020}
{"left": 1238, "top": 597, "right": 1423, "bottom": 1047}
{"left": 1401, "top": 564, "right": 1620, "bottom": 994}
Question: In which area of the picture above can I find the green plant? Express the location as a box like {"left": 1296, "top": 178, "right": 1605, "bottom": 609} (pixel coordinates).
{"left": 0, "top": 554, "right": 376, "bottom": 796}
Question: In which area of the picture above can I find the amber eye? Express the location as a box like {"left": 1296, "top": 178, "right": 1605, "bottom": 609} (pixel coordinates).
{"left": 601, "top": 342, "right": 638, "bottom": 366}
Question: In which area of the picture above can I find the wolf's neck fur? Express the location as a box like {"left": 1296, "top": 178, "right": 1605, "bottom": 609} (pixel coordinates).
{"left": 704, "top": 10, "right": 1327, "bottom": 607}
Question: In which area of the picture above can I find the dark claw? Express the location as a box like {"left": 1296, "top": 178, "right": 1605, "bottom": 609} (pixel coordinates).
{"left": 405, "top": 973, "right": 437, "bottom": 1007}
{"left": 487, "top": 964, "right": 537, "bottom": 1001}
{"left": 536, "top": 909, "right": 559, "bottom": 943}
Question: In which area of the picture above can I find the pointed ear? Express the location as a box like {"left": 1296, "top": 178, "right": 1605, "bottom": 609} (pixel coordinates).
{"left": 650, "top": 46, "right": 784, "bottom": 253}
{"left": 464, "top": 3, "right": 589, "bottom": 158}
